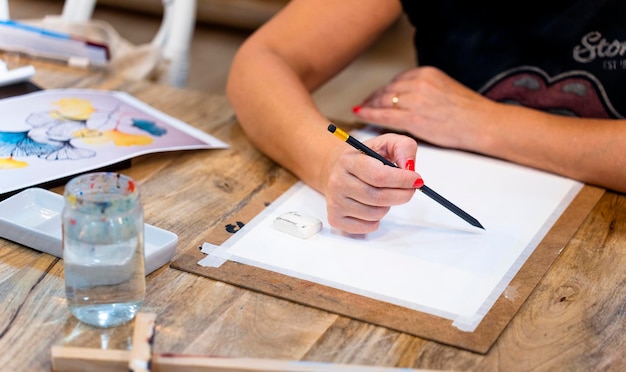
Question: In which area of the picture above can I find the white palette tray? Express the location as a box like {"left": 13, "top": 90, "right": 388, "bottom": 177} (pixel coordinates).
{"left": 0, "top": 188, "right": 177, "bottom": 275}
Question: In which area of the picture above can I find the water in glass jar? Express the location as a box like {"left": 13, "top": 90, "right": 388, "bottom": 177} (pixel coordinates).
{"left": 64, "top": 233, "right": 145, "bottom": 328}
{"left": 63, "top": 172, "right": 145, "bottom": 328}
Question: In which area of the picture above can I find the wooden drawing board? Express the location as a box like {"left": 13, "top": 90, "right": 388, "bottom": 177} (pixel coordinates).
{"left": 171, "top": 178, "right": 603, "bottom": 354}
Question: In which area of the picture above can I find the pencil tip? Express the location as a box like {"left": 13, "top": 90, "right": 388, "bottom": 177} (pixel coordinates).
{"left": 328, "top": 124, "right": 336, "bottom": 133}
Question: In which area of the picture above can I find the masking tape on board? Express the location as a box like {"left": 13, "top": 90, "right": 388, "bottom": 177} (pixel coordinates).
{"left": 197, "top": 242, "right": 231, "bottom": 267}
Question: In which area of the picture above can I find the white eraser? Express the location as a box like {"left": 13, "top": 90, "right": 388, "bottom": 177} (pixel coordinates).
{"left": 273, "top": 211, "right": 322, "bottom": 239}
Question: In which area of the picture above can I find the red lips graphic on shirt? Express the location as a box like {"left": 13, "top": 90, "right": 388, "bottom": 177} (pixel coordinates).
{"left": 480, "top": 67, "right": 619, "bottom": 119}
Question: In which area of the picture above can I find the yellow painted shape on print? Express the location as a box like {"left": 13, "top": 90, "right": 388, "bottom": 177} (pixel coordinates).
{"left": 0, "top": 157, "right": 28, "bottom": 169}
{"left": 51, "top": 98, "right": 96, "bottom": 121}
{"left": 102, "top": 129, "right": 153, "bottom": 146}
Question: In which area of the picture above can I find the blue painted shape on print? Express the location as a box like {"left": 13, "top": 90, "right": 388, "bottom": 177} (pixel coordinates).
{"left": 131, "top": 119, "right": 167, "bottom": 136}
{"left": 0, "top": 130, "right": 27, "bottom": 143}
{"left": 0, "top": 130, "right": 63, "bottom": 157}
{"left": 0, "top": 131, "right": 27, "bottom": 156}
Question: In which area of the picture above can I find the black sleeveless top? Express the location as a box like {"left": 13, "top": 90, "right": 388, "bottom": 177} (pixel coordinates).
{"left": 399, "top": 0, "right": 626, "bottom": 118}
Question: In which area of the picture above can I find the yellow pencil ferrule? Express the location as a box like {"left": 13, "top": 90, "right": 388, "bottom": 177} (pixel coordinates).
{"left": 333, "top": 127, "right": 349, "bottom": 142}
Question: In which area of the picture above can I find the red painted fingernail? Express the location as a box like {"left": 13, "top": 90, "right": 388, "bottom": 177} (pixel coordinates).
{"left": 352, "top": 105, "right": 362, "bottom": 113}
{"left": 405, "top": 159, "right": 415, "bottom": 171}
{"left": 413, "top": 177, "right": 424, "bottom": 188}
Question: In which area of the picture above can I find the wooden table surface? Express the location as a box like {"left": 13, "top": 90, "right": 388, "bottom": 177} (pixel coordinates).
{"left": 1, "top": 59, "right": 625, "bottom": 372}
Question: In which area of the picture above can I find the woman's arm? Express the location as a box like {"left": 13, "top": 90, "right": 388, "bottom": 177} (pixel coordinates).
{"left": 227, "top": 0, "right": 423, "bottom": 233}
{"left": 354, "top": 66, "right": 626, "bottom": 193}
{"left": 227, "top": 0, "right": 404, "bottom": 192}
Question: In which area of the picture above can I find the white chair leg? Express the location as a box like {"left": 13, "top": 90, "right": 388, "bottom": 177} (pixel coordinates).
{"left": 61, "top": 0, "right": 96, "bottom": 23}
{"left": 0, "top": 0, "right": 9, "bottom": 20}
{"left": 159, "top": 0, "right": 196, "bottom": 87}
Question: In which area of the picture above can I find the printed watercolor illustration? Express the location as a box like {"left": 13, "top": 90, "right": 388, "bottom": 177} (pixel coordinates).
{"left": 0, "top": 89, "right": 227, "bottom": 195}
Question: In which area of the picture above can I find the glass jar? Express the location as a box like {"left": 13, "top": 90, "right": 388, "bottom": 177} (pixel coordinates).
{"left": 62, "top": 172, "right": 145, "bottom": 328}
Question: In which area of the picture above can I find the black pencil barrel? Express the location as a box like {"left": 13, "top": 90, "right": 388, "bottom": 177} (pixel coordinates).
{"left": 420, "top": 185, "right": 484, "bottom": 229}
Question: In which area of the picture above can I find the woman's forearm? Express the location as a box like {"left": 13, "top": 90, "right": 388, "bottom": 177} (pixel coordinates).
{"left": 226, "top": 0, "right": 403, "bottom": 194}
{"left": 227, "top": 45, "right": 341, "bottom": 194}
{"left": 474, "top": 102, "right": 626, "bottom": 192}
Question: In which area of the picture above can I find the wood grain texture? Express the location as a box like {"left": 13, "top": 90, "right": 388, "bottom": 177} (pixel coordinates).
{"left": 0, "top": 57, "right": 624, "bottom": 371}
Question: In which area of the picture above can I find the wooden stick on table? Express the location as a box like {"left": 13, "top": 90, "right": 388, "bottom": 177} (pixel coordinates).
{"left": 51, "top": 347, "right": 429, "bottom": 372}
{"left": 51, "top": 312, "right": 428, "bottom": 372}
{"left": 129, "top": 312, "right": 157, "bottom": 372}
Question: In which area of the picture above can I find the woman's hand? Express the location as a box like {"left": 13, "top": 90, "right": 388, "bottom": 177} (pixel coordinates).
{"left": 352, "top": 66, "right": 498, "bottom": 151}
{"left": 324, "top": 133, "right": 424, "bottom": 234}
{"left": 352, "top": 66, "right": 626, "bottom": 193}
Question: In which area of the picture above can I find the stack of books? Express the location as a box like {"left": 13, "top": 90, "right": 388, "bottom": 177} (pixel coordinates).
{"left": 0, "top": 20, "right": 109, "bottom": 67}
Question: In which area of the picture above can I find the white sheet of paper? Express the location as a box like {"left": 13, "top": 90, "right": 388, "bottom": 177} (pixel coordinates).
{"left": 205, "top": 131, "right": 582, "bottom": 331}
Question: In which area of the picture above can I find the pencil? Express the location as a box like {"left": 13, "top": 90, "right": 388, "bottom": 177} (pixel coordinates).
{"left": 327, "top": 124, "right": 484, "bottom": 229}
